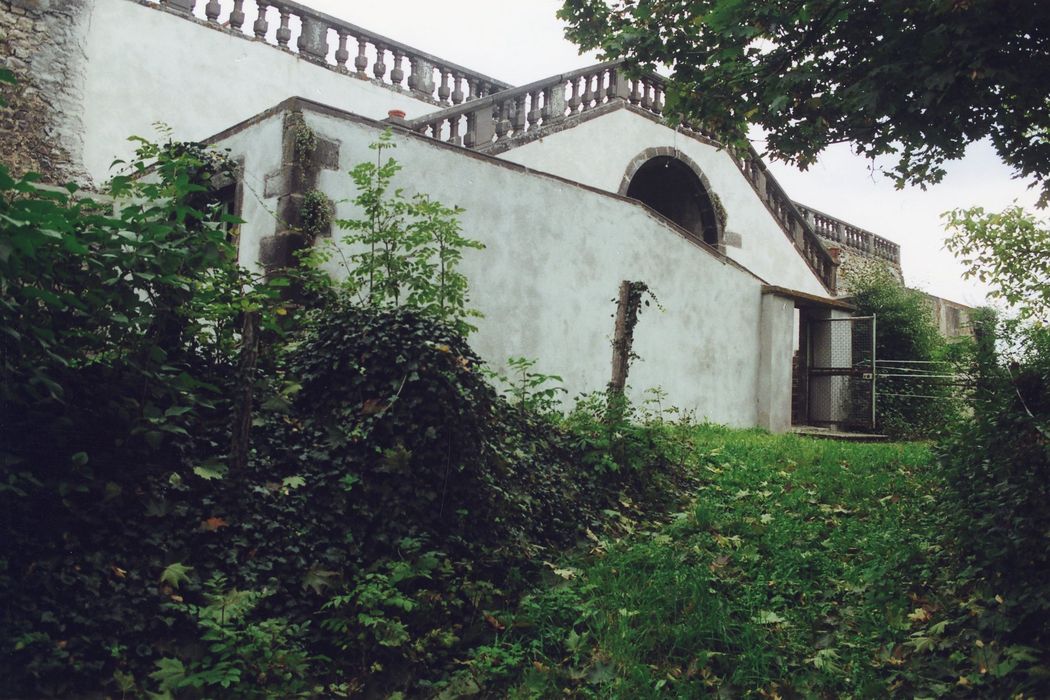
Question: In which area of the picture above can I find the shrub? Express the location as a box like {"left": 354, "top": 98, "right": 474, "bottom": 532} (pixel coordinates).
{"left": 842, "top": 261, "right": 956, "bottom": 437}
{"left": 938, "top": 314, "right": 1050, "bottom": 651}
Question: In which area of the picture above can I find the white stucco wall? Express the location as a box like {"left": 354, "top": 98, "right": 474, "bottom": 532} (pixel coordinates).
{"left": 217, "top": 107, "right": 799, "bottom": 428}
{"left": 498, "top": 108, "right": 830, "bottom": 298}
{"left": 77, "top": 0, "right": 437, "bottom": 184}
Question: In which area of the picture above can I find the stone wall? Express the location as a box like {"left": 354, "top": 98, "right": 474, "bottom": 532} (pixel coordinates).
{"left": 1, "top": 0, "right": 90, "bottom": 184}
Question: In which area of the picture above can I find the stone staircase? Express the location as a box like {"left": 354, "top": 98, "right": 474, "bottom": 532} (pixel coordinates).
{"left": 403, "top": 60, "right": 842, "bottom": 292}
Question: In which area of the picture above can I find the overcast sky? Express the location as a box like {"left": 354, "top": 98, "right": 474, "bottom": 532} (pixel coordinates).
{"left": 304, "top": 0, "right": 1039, "bottom": 305}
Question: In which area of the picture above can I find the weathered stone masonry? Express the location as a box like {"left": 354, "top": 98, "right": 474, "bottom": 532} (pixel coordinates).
{"left": 1, "top": 0, "right": 90, "bottom": 183}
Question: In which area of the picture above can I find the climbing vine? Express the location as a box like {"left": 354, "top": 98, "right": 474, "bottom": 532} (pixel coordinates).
{"left": 288, "top": 110, "right": 317, "bottom": 160}
{"left": 298, "top": 189, "right": 332, "bottom": 238}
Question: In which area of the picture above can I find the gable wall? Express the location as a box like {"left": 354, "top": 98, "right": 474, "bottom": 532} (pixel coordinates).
{"left": 497, "top": 108, "right": 830, "bottom": 298}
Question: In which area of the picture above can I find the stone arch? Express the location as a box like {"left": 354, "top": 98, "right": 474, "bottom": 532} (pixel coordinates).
{"left": 618, "top": 147, "right": 725, "bottom": 248}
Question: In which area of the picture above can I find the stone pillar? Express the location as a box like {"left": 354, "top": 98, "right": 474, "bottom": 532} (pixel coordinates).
{"left": 409, "top": 58, "right": 435, "bottom": 97}
{"left": 163, "top": 0, "right": 195, "bottom": 14}
{"left": 464, "top": 102, "right": 496, "bottom": 148}
{"left": 297, "top": 15, "right": 329, "bottom": 64}
{"left": 608, "top": 66, "right": 631, "bottom": 101}
{"left": 543, "top": 83, "right": 566, "bottom": 123}
{"left": 757, "top": 294, "right": 795, "bottom": 432}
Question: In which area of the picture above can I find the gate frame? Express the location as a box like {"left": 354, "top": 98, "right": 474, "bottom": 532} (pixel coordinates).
{"left": 803, "top": 314, "right": 877, "bottom": 430}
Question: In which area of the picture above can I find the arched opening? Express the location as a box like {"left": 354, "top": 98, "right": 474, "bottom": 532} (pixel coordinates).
{"left": 624, "top": 156, "right": 721, "bottom": 246}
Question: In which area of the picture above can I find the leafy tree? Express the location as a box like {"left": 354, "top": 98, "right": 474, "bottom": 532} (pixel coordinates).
{"left": 558, "top": 0, "right": 1050, "bottom": 203}
{"left": 943, "top": 205, "right": 1050, "bottom": 321}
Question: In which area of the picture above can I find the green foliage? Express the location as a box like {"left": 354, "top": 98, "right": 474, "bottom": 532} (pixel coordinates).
{"left": 843, "top": 262, "right": 955, "bottom": 437}
{"left": 288, "top": 111, "right": 317, "bottom": 160}
{"left": 943, "top": 205, "right": 1050, "bottom": 322}
{"left": 487, "top": 356, "right": 567, "bottom": 416}
{"left": 316, "top": 130, "right": 485, "bottom": 335}
{"left": 3, "top": 127, "right": 675, "bottom": 697}
{"left": 500, "top": 427, "right": 1049, "bottom": 697}
{"left": 151, "top": 574, "right": 317, "bottom": 698}
{"left": 938, "top": 315, "right": 1050, "bottom": 670}
{"left": 558, "top": 0, "right": 1050, "bottom": 203}
{"left": 298, "top": 189, "right": 332, "bottom": 239}
{"left": 0, "top": 137, "right": 286, "bottom": 696}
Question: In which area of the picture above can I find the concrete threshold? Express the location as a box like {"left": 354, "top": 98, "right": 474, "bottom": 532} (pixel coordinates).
{"left": 790, "top": 426, "right": 891, "bottom": 442}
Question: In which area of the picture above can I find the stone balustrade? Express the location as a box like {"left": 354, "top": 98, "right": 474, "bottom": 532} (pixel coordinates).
{"left": 732, "top": 151, "right": 838, "bottom": 291}
{"left": 406, "top": 61, "right": 673, "bottom": 149}
{"left": 794, "top": 202, "right": 901, "bottom": 265}
{"left": 150, "top": 0, "right": 510, "bottom": 105}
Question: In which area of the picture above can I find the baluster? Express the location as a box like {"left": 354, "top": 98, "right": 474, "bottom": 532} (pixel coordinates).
{"left": 438, "top": 70, "right": 452, "bottom": 102}
{"left": 527, "top": 89, "right": 543, "bottom": 128}
{"left": 512, "top": 94, "right": 527, "bottom": 135}
{"left": 629, "top": 78, "right": 642, "bottom": 105}
{"left": 653, "top": 84, "right": 664, "bottom": 113}
{"left": 205, "top": 0, "right": 220, "bottom": 21}
{"left": 640, "top": 79, "right": 653, "bottom": 110}
{"left": 229, "top": 0, "right": 245, "bottom": 29}
{"left": 275, "top": 6, "right": 291, "bottom": 48}
{"left": 495, "top": 100, "right": 511, "bottom": 140}
{"left": 449, "top": 116, "right": 461, "bottom": 145}
{"left": 390, "top": 50, "right": 405, "bottom": 86}
{"left": 467, "top": 78, "right": 479, "bottom": 100}
{"left": 569, "top": 77, "right": 582, "bottom": 113}
{"left": 354, "top": 37, "right": 369, "bottom": 76}
{"left": 451, "top": 73, "right": 465, "bottom": 104}
{"left": 253, "top": 1, "right": 269, "bottom": 38}
{"left": 334, "top": 30, "right": 349, "bottom": 70}
{"left": 373, "top": 44, "right": 387, "bottom": 80}
{"left": 580, "top": 74, "right": 593, "bottom": 110}
{"left": 408, "top": 58, "right": 435, "bottom": 96}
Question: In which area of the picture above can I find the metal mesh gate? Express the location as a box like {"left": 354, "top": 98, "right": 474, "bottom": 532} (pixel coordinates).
{"left": 807, "top": 315, "right": 876, "bottom": 430}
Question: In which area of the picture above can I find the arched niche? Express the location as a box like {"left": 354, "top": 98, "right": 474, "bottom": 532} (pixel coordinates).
{"left": 619, "top": 147, "right": 724, "bottom": 248}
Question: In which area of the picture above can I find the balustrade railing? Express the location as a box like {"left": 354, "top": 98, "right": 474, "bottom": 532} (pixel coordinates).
{"left": 405, "top": 62, "right": 655, "bottom": 148}
{"left": 150, "top": 0, "right": 510, "bottom": 104}
{"left": 794, "top": 202, "right": 901, "bottom": 265}
{"left": 730, "top": 149, "right": 838, "bottom": 291}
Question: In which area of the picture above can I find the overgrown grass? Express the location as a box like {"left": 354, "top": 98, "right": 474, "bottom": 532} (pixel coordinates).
{"left": 467, "top": 426, "right": 1046, "bottom": 698}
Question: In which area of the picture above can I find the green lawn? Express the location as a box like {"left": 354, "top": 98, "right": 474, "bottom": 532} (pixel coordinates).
{"left": 457, "top": 426, "right": 1040, "bottom": 699}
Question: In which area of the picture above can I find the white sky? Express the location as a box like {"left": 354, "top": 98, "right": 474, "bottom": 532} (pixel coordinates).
{"left": 306, "top": 0, "right": 1040, "bottom": 305}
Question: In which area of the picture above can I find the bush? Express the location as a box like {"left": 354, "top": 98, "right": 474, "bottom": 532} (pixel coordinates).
{"left": 938, "top": 313, "right": 1050, "bottom": 652}
{"left": 0, "top": 127, "right": 695, "bottom": 697}
{"left": 843, "top": 261, "right": 956, "bottom": 437}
